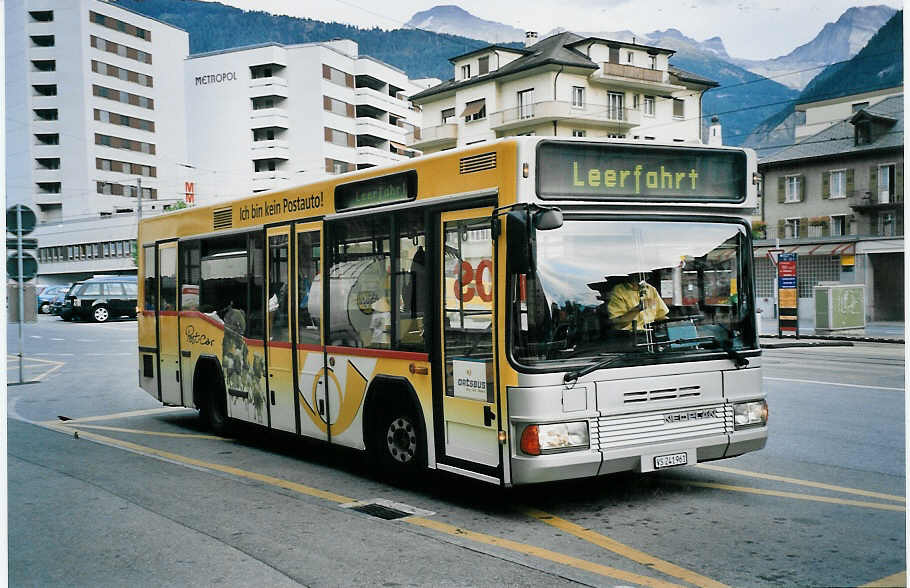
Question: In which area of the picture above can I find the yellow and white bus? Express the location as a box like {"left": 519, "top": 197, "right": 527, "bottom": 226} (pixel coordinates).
{"left": 138, "top": 137, "right": 767, "bottom": 486}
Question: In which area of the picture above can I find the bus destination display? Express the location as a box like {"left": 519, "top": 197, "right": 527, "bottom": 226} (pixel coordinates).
{"left": 335, "top": 170, "right": 416, "bottom": 211}
{"left": 537, "top": 141, "right": 746, "bottom": 202}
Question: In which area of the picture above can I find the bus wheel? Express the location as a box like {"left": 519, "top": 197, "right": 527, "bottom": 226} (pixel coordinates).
{"left": 373, "top": 404, "right": 424, "bottom": 474}
{"left": 197, "top": 366, "right": 229, "bottom": 436}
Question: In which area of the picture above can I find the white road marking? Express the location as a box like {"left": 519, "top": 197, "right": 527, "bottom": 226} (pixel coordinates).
{"left": 30, "top": 335, "right": 41, "bottom": 339}
{"left": 51, "top": 338, "right": 65, "bottom": 341}
{"left": 764, "top": 376, "right": 904, "bottom": 392}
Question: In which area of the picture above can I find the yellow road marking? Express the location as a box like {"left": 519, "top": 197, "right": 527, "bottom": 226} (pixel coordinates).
{"left": 676, "top": 480, "right": 905, "bottom": 512}
{"left": 6, "top": 356, "right": 65, "bottom": 381}
{"left": 38, "top": 407, "right": 187, "bottom": 426}
{"left": 46, "top": 424, "right": 355, "bottom": 504}
{"left": 861, "top": 571, "right": 907, "bottom": 587}
{"left": 406, "top": 517, "right": 683, "bottom": 588}
{"left": 697, "top": 464, "right": 905, "bottom": 503}
{"left": 46, "top": 424, "right": 684, "bottom": 587}
{"left": 6, "top": 355, "right": 63, "bottom": 365}
{"left": 524, "top": 508, "right": 728, "bottom": 588}
{"left": 54, "top": 422, "right": 230, "bottom": 441}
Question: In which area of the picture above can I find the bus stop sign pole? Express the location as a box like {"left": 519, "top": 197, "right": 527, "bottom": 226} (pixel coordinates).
{"left": 8, "top": 204, "right": 38, "bottom": 385}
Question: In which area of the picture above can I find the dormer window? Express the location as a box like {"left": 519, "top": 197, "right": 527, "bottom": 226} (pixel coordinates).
{"left": 461, "top": 64, "right": 471, "bottom": 79}
{"left": 855, "top": 120, "right": 871, "bottom": 146}
{"left": 478, "top": 56, "right": 489, "bottom": 75}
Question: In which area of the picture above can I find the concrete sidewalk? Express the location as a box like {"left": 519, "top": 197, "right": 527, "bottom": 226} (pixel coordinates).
{"left": 758, "top": 316, "right": 904, "bottom": 346}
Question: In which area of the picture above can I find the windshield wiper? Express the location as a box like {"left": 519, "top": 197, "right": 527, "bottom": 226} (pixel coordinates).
{"left": 564, "top": 353, "right": 630, "bottom": 383}
{"left": 697, "top": 333, "right": 748, "bottom": 368}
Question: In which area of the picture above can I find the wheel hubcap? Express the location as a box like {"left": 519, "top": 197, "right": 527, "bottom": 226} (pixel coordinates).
{"left": 386, "top": 417, "right": 417, "bottom": 463}
{"left": 95, "top": 308, "right": 108, "bottom": 321}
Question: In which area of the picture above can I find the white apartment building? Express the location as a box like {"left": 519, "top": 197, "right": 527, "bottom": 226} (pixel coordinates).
{"left": 794, "top": 85, "right": 903, "bottom": 140}
{"left": 5, "top": 0, "right": 190, "bottom": 284}
{"left": 408, "top": 32, "right": 717, "bottom": 153}
{"left": 184, "top": 40, "right": 423, "bottom": 199}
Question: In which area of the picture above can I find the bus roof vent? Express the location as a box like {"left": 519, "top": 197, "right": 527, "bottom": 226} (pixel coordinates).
{"left": 459, "top": 151, "right": 496, "bottom": 174}
{"left": 213, "top": 207, "right": 232, "bottom": 230}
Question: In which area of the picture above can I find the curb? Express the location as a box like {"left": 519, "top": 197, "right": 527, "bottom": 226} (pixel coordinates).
{"left": 760, "top": 335, "right": 904, "bottom": 347}
{"left": 761, "top": 340, "right": 854, "bottom": 349}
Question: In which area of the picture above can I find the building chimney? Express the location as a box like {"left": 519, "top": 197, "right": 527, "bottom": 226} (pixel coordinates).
{"left": 525, "top": 31, "right": 538, "bottom": 47}
{"left": 708, "top": 115, "right": 723, "bottom": 146}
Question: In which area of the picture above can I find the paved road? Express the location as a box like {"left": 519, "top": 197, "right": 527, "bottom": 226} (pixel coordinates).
{"left": 7, "top": 316, "right": 906, "bottom": 586}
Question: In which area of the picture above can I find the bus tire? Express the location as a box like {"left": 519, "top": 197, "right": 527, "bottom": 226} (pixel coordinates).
{"left": 195, "top": 360, "right": 230, "bottom": 436}
{"left": 371, "top": 401, "right": 425, "bottom": 476}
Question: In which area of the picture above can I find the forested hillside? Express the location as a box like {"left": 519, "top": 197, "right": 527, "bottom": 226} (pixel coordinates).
{"left": 742, "top": 11, "right": 902, "bottom": 157}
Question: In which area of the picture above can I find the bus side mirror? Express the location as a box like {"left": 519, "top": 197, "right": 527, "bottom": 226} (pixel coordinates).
{"left": 506, "top": 209, "right": 533, "bottom": 275}
{"left": 533, "top": 208, "right": 563, "bottom": 231}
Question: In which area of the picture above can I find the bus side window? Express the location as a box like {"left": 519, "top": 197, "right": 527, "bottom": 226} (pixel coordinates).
{"left": 297, "top": 230, "right": 321, "bottom": 345}
{"left": 328, "top": 216, "right": 392, "bottom": 348}
{"left": 143, "top": 246, "right": 156, "bottom": 311}
{"left": 396, "top": 210, "right": 426, "bottom": 350}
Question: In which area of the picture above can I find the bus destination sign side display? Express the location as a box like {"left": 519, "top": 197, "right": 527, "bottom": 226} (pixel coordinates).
{"left": 777, "top": 252, "right": 799, "bottom": 337}
{"left": 537, "top": 141, "right": 747, "bottom": 201}
{"left": 335, "top": 170, "right": 417, "bottom": 211}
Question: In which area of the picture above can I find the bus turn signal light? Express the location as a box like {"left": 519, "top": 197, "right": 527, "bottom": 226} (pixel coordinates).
{"left": 520, "top": 425, "right": 541, "bottom": 455}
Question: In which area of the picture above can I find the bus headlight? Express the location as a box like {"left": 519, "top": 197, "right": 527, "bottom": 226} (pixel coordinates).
{"left": 733, "top": 400, "right": 768, "bottom": 430}
{"left": 520, "top": 422, "right": 589, "bottom": 455}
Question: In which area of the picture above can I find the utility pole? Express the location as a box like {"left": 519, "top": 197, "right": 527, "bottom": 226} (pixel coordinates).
{"left": 136, "top": 176, "right": 143, "bottom": 222}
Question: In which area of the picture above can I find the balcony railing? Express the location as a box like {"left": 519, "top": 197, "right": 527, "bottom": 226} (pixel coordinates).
{"left": 599, "top": 62, "right": 668, "bottom": 84}
{"left": 405, "top": 123, "right": 457, "bottom": 148}
{"left": 848, "top": 191, "right": 903, "bottom": 210}
{"left": 489, "top": 100, "right": 641, "bottom": 130}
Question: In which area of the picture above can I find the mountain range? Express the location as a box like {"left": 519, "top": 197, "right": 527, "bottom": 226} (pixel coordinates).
{"left": 110, "top": 0, "right": 899, "bottom": 149}
{"left": 741, "top": 10, "right": 903, "bottom": 157}
{"left": 406, "top": 4, "right": 896, "bottom": 91}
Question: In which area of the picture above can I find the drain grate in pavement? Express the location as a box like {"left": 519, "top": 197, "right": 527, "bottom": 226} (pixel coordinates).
{"left": 341, "top": 498, "right": 435, "bottom": 520}
{"left": 349, "top": 503, "right": 412, "bottom": 520}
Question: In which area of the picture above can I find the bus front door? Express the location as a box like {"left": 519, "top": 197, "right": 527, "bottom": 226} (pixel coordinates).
{"left": 266, "top": 226, "right": 296, "bottom": 433}
{"left": 438, "top": 209, "right": 502, "bottom": 478}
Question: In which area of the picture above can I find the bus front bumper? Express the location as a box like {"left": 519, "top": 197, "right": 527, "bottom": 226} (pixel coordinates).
{"left": 509, "top": 427, "right": 767, "bottom": 486}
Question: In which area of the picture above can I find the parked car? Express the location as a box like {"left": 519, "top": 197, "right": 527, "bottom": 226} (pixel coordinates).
{"left": 37, "top": 285, "right": 69, "bottom": 314}
{"left": 65, "top": 275, "right": 138, "bottom": 323}
{"left": 52, "top": 282, "right": 82, "bottom": 320}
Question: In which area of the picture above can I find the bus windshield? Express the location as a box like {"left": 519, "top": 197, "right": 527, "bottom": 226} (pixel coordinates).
{"left": 511, "top": 219, "right": 756, "bottom": 369}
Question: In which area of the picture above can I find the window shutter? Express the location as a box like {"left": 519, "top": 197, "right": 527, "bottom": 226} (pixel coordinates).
{"left": 345, "top": 73, "right": 354, "bottom": 88}
{"left": 799, "top": 217, "right": 808, "bottom": 238}
{"left": 347, "top": 133, "right": 355, "bottom": 147}
{"left": 324, "top": 127, "right": 332, "bottom": 142}
{"left": 895, "top": 165, "right": 903, "bottom": 202}
{"left": 869, "top": 167, "right": 878, "bottom": 198}
{"left": 846, "top": 168, "right": 854, "bottom": 196}
{"left": 777, "top": 219, "right": 785, "bottom": 238}
{"left": 322, "top": 64, "right": 331, "bottom": 80}
{"left": 322, "top": 96, "right": 331, "bottom": 111}
{"left": 777, "top": 176, "right": 785, "bottom": 203}
{"left": 798, "top": 175, "right": 806, "bottom": 202}
{"left": 822, "top": 171, "right": 830, "bottom": 199}
{"left": 822, "top": 221, "right": 830, "bottom": 237}
{"left": 346, "top": 103, "right": 355, "bottom": 118}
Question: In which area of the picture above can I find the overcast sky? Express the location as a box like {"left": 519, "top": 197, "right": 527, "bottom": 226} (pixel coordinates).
{"left": 208, "top": 0, "right": 901, "bottom": 60}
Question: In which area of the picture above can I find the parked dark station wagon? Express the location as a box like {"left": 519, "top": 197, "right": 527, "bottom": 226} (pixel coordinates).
{"left": 65, "top": 275, "right": 138, "bottom": 323}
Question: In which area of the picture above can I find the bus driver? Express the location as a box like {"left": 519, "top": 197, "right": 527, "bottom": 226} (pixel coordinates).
{"left": 607, "top": 274, "right": 669, "bottom": 331}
